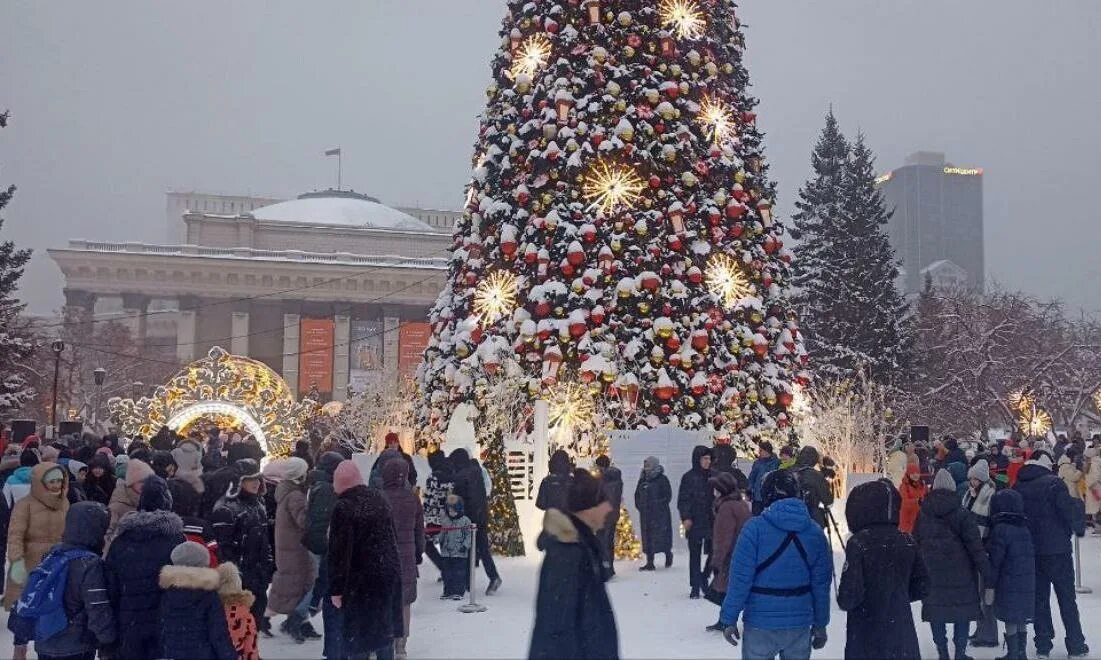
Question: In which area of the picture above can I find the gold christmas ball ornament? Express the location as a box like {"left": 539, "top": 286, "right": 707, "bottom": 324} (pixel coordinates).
{"left": 669, "top": 64, "right": 682, "bottom": 77}
{"left": 638, "top": 301, "right": 652, "bottom": 314}
{"left": 723, "top": 63, "right": 734, "bottom": 74}
{"left": 624, "top": 46, "right": 636, "bottom": 58}
{"left": 615, "top": 99, "right": 627, "bottom": 112}
{"left": 682, "top": 172, "right": 698, "bottom": 187}
{"left": 705, "top": 62, "right": 718, "bottom": 76}
{"left": 486, "top": 83, "right": 499, "bottom": 97}
{"left": 617, "top": 11, "right": 632, "bottom": 26}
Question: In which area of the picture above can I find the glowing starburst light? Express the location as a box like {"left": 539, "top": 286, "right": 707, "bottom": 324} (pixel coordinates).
{"left": 548, "top": 380, "right": 596, "bottom": 432}
{"left": 660, "top": 0, "right": 706, "bottom": 39}
{"left": 582, "top": 161, "right": 646, "bottom": 215}
{"left": 472, "top": 270, "right": 518, "bottom": 326}
{"left": 705, "top": 253, "right": 753, "bottom": 308}
{"left": 698, "top": 97, "right": 736, "bottom": 145}
{"left": 1009, "top": 389, "right": 1052, "bottom": 437}
{"left": 510, "top": 34, "right": 552, "bottom": 80}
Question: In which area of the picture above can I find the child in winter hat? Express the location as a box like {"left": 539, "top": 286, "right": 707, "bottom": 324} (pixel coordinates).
{"left": 216, "top": 562, "right": 258, "bottom": 660}
{"left": 932, "top": 468, "right": 957, "bottom": 492}
{"left": 438, "top": 494, "right": 472, "bottom": 599}
{"left": 159, "top": 542, "right": 236, "bottom": 660}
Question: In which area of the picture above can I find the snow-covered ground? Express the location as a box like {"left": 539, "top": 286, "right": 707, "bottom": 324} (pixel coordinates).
{"left": 5, "top": 524, "right": 1101, "bottom": 658}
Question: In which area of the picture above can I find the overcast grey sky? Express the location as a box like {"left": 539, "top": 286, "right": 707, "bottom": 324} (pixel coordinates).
{"left": 2, "top": 1, "right": 1099, "bottom": 313}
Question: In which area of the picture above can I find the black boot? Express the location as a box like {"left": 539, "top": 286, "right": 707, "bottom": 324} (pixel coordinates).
{"left": 665, "top": 552, "right": 674, "bottom": 568}
{"left": 995, "top": 633, "right": 1018, "bottom": 660}
{"left": 300, "top": 621, "right": 322, "bottom": 640}
{"left": 954, "top": 644, "right": 973, "bottom": 660}
{"left": 705, "top": 621, "right": 724, "bottom": 632}
{"left": 935, "top": 643, "right": 950, "bottom": 660}
{"left": 640, "top": 554, "right": 656, "bottom": 571}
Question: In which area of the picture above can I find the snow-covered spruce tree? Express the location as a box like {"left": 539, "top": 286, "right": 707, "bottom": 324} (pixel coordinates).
{"left": 837, "top": 134, "right": 909, "bottom": 382}
{"left": 0, "top": 110, "right": 36, "bottom": 417}
{"left": 790, "top": 110, "right": 849, "bottom": 381}
{"left": 418, "top": 0, "right": 808, "bottom": 455}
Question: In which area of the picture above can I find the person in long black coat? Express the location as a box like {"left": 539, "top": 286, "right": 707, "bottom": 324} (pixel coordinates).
{"left": 595, "top": 455, "right": 623, "bottom": 575}
{"left": 677, "top": 445, "right": 713, "bottom": 598}
{"left": 105, "top": 476, "right": 188, "bottom": 660}
{"left": 634, "top": 456, "right": 672, "bottom": 571}
{"left": 327, "top": 461, "right": 403, "bottom": 660}
{"left": 530, "top": 468, "right": 618, "bottom": 660}
{"left": 450, "top": 448, "right": 501, "bottom": 591}
{"left": 535, "top": 449, "right": 572, "bottom": 512}
{"left": 987, "top": 489, "right": 1035, "bottom": 659}
{"left": 791, "top": 445, "right": 834, "bottom": 528}
{"left": 838, "top": 480, "right": 929, "bottom": 660}
{"left": 914, "top": 469, "right": 992, "bottom": 660}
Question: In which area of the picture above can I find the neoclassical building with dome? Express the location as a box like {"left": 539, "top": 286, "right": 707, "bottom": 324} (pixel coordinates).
{"left": 49, "top": 189, "right": 460, "bottom": 402}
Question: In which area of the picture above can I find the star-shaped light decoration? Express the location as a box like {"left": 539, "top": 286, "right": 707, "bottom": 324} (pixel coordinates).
{"left": 510, "top": 34, "right": 552, "bottom": 80}
{"left": 472, "top": 270, "right": 519, "bottom": 327}
{"left": 698, "top": 96, "right": 737, "bottom": 146}
{"left": 582, "top": 160, "right": 646, "bottom": 215}
{"left": 660, "top": 0, "right": 706, "bottom": 39}
{"left": 705, "top": 253, "right": 753, "bottom": 308}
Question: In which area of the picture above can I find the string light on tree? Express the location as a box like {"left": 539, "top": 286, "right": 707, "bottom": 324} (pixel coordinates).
{"left": 697, "top": 96, "right": 736, "bottom": 146}
{"left": 660, "top": 0, "right": 706, "bottom": 39}
{"left": 510, "top": 34, "right": 552, "bottom": 80}
{"left": 582, "top": 160, "right": 646, "bottom": 215}
{"left": 1009, "top": 389, "right": 1052, "bottom": 436}
{"left": 472, "top": 270, "right": 519, "bottom": 326}
{"left": 705, "top": 253, "right": 753, "bottom": 308}
{"left": 1093, "top": 388, "right": 1101, "bottom": 414}
{"left": 548, "top": 380, "right": 596, "bottom": 433}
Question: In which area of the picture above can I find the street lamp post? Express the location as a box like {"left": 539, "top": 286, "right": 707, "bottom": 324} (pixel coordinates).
{"left": 50, "top": 340, "right": 66, "bottom": 434}
{"left": 93, "top": 367, "right": 107, "bottom": 430}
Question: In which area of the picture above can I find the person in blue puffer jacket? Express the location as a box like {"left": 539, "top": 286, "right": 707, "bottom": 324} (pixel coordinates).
{"left": 720, "top": 469, "right": 833, "bottom": 659}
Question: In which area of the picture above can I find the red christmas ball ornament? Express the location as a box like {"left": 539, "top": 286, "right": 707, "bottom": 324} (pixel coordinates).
{"left": 726, "top": 202, "right": 747, "bottom": 220}
{"left": 709, "top": 374, "right": 724, "bottom": 394}
{"left": 650, "top": 175, "right": 662, "bottom": 189}
{"left": 545, "top": 18, "right": 559, "bottom": 33}
{"left": 742, "top": 111, "right": 757, "bottom": 124}
{"left": 535, "top": 301, "right": 551, "bottom": 317}
{"left": 778, "top": 391, "right": 794, "bottom": 407}
{"left": 661, "top": 303, "right": 673, "bottom": 316}
{"left": 655, "top": 122, "right": 665, "bottom": 134}
{"left": 668, "top": 235, "right": 683, "bottom": 251}
{"left": 591, "top": 306, "right": 606, "bottom": 324}
{"left": 470, "top": 326, "right": 483, "bottom": 344}
{"left": 660, "top": 404, "right": 673, "bottom": 415}
{"left": 640, "top": 272, "right": 661, "bottom": 291}
{"left": 517, "top": 190, "right": 530, "bottom": 205}
{"left": 691, "top": 331, "right": 709, "bottom": 351}
{"left": 666, "top": 335, "right": 681, "bottom": 351}
{"left": 730, "top": 223, "right": 744, "bottom": 238}
{"left": 560, "top": 262, "right": 575, "bottom": 277}
{"left": 753, "top": 342, "right": 768, "bottom": 358}
{"left": 628, "top": 34, "right": 642, "bottom": 48}
{"left": 708, "top": 209, "right": 722, "bottom": 226}
{"left": 592, "top": 134, "right": 604, "bottom": 148}
{"left": 464, "top": 272, "right": 477, "bottom": 286}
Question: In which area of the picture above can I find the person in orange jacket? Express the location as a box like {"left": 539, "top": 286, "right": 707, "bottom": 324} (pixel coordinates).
{"left": 898, "top": 463, "right": 927, "bottom": 534}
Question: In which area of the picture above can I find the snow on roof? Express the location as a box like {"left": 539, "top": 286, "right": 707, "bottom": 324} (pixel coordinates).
{"left": 251, "top": 191, "right": 433, "bottom": 232}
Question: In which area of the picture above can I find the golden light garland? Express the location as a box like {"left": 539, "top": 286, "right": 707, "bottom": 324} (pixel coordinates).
{"left": 1094, "top": 389, "right": 1101, "bottom": 414}
{"left": 510, "top": 34, "right": 552, "bottom": 80}
{"left": 108, "top": 347, "right": 318, "bottom": 457}
{"left": 472, "top": 270, "right": 519, "bottom": 326}
{"left": 582, "top": 160, "right": 646, "bottom": 215}
{"left": 660, "top": 0, "right": 706, "bottom": 39}
{"left": 698, "top": 96, "right": 736, "bottom": 146}
{"left": 548, "top": 380, "right": 596, "bottom": 432}
{"left": 705, "top": 253, "right": 753, "bottom": 308}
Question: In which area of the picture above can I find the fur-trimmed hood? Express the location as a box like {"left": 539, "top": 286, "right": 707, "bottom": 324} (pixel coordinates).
{"left": 542, "top": 508, "right": 580, "bottom": 544}
{"left": 159, "top": 565, "right": 221, "bottom": 591}
{"left": 216, "top": 562, "right": 255, "bottom": 607}
{"left": 115, "top": 509, "right": 184, "bottom": 540}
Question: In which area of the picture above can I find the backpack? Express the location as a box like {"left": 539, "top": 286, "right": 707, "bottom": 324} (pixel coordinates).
{"left": 9, "top": 547, "right": 96, "bottom": 643}
{"left": 793, "top": 467, "right": 821, "bottom": 519}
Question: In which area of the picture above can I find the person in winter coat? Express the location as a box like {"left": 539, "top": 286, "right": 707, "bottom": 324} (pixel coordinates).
{"left": 201, "top": 460, "right": 239, "bottom": 520}
{"left": 217, "top": 562, "right": 258, "bottom": 660}
{"left": 4, "top": 462, "right": 69, "bottom": 621}
{"left": 438, "top": 494, "right": 472, "bottom": 599}
{"left": 710, "top": 443, "right": 746, "bottom": 483}
{"left": 886, "top": 437, "right": 909, "bottom": 487}
{"left": 899, "top": 463, "right": 927, "bottom": 534}
{"left": 369, "top": 433, "right": 417, "bottom": 489}
{"left": 105, "top": 457, "right": 154, "bottom": 549}
{"left": 304, "top": 451, "right": 342, "bottom": 651}
{"left": 913, "top": 469, "right": 992, "bottom": 660}
{"left": 530, "top": 468, "right": 618, "bottom": 660}
{"left": 267, "top": 457, "right": 318, "bottom": 643}
{"left": 172, "top": 437, "right": 206, "bottom": 499}
{"left": 943, "top": 439, "right": 968, "bottom": 469}
{"left": 211, "top": 459, "right": 274, "bottom": 638}
{"left": 64, "top": 460, "right": 88, "bottom": 504}
{"left": 705, "top": 471, "right": 751, "bottom": 630}
{"left": 105, "top": 475, "right": 187, "bottom": 660}
{"left": 450, "top": 448, "right": 501, "bottom": 594}
{"left": 791, "top": 446, "right": 834, "bottom": 528}
{"left": 595, "top": 455, "right": 623, "bottom": 575}
{"left": 0, "top": 451, "right": 38, "bottom": 595}
{"left": 719, "top": 469, "right": 833, "bottom": 660}
{"left": 381, "top": 458, "right": 425, "bottom": 659}
{"left": 169, "top": 475, "right": 219, "bottom": 567}
{"left": 945, "top": 460, "right": 969, "bottom": 502}
{"left": 634, "top": 455, "right": 673, "bottom": 570}
{"left": 1058, "top": 448, "right": 1085, "bottom": 501}
{"left": 82, "top": 453, "right": 115, "bottom": 506}
{"left": 150, "top": 450, "right": 178, "bottom": 480}
{"left": 535, "top": 449, "right": 573, "bottom": 512}
{"left": 747, "top": 441, "right": 780, "bottom": 515}
{"left": 987, "top": 489, "right": 1035, "bottom": 660}
{"left": 963, "top": 459, "right": 999, "bottom": 648}
{"left": 422, "top": 450, "right": 454, "bottom": 575}
{"left": 1083, "top": 447, "right": 1101, "bottom": 532}
{"left": 837, "top": 479, "right": 929, "bottom": 660}
{"left": 678, "top": 445, "right": 714, "bottom": 598}
{"left": 31, "top": 501, "right": 116, "bottom": 660}
{"left": 327, "top": 460, "right": 404, "bottom": 660}
{"left": 1014, "top": 452, "right": 1089, "bottom": 658}
{"left": 159, "top": 541, "right": 236, "bottom": 660}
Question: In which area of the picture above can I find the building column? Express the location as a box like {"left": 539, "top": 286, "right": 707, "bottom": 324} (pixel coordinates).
{"left": 231, "top": 302, "right": 250, "bottom": 356}
{"left": 120, "top": 293, "right": 149, "bottom": 349}
{"left": 282, "top": 309, "right": 301, "bottom": 397}
{"left": 333, "top": 306, "right": 351, "bottom": 402}
{"left": 62, "top": 289, "right": 96, "bottom": 324}
{"left": 176, "top": 296, "right": 199, "bottom": 363}
{"left": 382, "top": 306, "right": 402, "bottom": 384}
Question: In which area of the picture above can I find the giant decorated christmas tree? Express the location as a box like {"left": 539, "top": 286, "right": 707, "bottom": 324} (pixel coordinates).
{"left": 418, "top": 0, "right": 808, "bottom": 453}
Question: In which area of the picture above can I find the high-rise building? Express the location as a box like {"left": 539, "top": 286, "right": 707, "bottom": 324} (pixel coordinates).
{"left": 875, "top": 151, "right": 984, "bottom": 295}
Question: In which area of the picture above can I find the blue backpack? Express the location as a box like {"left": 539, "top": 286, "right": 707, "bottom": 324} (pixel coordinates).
{"left": 8, "top": 547, "right": 95, "bottom": 643}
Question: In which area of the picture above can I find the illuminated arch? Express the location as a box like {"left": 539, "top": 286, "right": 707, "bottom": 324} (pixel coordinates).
{"left": 109, "top": 347, "right": 318, "bottom": 457}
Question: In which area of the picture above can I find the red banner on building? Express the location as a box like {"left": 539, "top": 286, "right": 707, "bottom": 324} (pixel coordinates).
{"left": 299, "top": 318, "right": 335, "bottom": 394}
{"left": 398, "top": 322, "right": 431, "bottom": 376}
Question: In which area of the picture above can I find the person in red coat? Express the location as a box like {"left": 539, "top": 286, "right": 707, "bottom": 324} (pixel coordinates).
{"left": 898, "top": 463, "right": 926, "bottom": 534}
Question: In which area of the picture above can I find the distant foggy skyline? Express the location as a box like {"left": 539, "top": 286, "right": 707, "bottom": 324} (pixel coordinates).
{"left": 2, "top": 1, "right": 1099, "bottom": 313}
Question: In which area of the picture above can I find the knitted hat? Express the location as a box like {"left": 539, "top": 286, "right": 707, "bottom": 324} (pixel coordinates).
{"left": 968, "top": 459, "right": 991, "bottom": 483}
{"left": 932, "top": 469, "right": 956, "bottom": 492}
{"left": 318, "top": 451, "right": 344, "bottom": 476}
{"left": 171, "top": 541, "right": 211, "bottom": 568}
{"left": 333, "top": 460, "right": 364, "bottom": 495}
{"left": 283, "top": 457, "right": 309, "bottom": 484}
{"left": 1027, "top": 451, "right": 1054, "bottom": 471}
{"left": 67, "top": 460, "right": 88, "bottom": 479}
{"left": 139, "top": 475, "right": 174, "bottom": 512}
{"left": 643, "top": 456, "right": 661, "bottom": 471}
{"left": 125, "top": 458, "right": 155, "bottom": 488}
{"left": 567, "top": 468, "right": 606, "bottom": 513}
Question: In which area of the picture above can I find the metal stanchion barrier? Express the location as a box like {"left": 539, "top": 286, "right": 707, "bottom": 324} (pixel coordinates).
{"left": 1075, "top": 535, "right": 1092, "bottom": 594}
{"left": 459, "top": 524, "right": 488, "bottom": 613}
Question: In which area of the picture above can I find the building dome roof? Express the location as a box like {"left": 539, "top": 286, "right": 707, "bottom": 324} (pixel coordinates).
{"left": 250, "top": 190, "right": 432, "bottom": 232}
